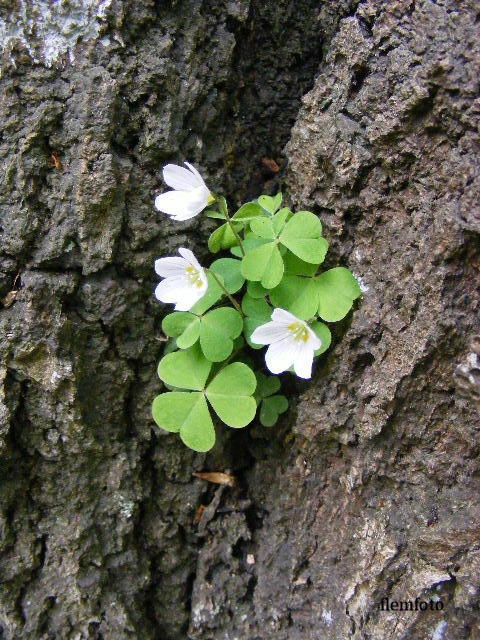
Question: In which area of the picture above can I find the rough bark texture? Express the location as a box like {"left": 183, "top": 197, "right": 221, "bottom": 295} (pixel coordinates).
{"left": 0, "top": 1, "right": 479, "bottom": 639}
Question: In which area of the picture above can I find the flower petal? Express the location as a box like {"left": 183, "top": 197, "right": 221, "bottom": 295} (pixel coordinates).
{"left": 154, "top": 276, "right": 188, "bottom": 303}
{"left": 293, "top": 342, "right": 314, "bottom": 379}
{"left": 251, "top": 321, "right": 288, "bottom": 345}
{"left": 163, "top": 163, "right": 200, "bottom": 191}
{"left": 177, "top": 248, "right": 207, "bottom": 289}
{"left": 173, "top": 287, "right": 206, "bottom": 311}
{"left": 178, "top": 247, "right": 201, "bottom": 270}
{"left": 156, "top": 186, "right": 210, "bottom": 220}
{"left": 154, "top": 256, "right": 187, "bottom": 278}
{"left": 184, "top": 162, "right": 208, "bottom": 189}
{"left": 155, "top": 190, "right": 192, "bottom": 216}
{"left": 265, "top": 336, "right": 300, "bottom": 374}
{"left": 155, "top": 277, "right": 205, "bottom": 311}
{"left": 271, "top": 308, "right": 301, "bottom": 326}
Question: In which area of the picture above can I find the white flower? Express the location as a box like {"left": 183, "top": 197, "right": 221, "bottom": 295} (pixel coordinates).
{"left": 251, "top": 308, "right": 321, "bottom": 379}
{"left": 154, "top": 162, "right": 213, "bottom": 221}
{"left": 154, "top": 247, "right": 208, "bottom": 311}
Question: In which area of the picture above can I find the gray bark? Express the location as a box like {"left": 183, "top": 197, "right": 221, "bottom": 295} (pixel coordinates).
{"left": 0, "top": 1, "right": 479, "bottom": 639}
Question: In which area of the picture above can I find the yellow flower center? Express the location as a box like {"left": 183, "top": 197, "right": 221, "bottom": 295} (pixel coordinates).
{"left": 207, "top": 193, "right": 216, "bottom": 205}
{"left": 288, "top": 322, "right": 309, "bottom": 343}
{"left": 185, "top": 265, "right": 204, "bottom": 288}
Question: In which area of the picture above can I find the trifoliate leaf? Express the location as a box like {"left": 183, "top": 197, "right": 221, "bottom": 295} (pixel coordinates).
{"left": 206, "top": 362, "right": 257, "bottom": 428}
{"left": 258, "top": 193, "right": 282, "bottom": 215}
{"left": 272, "top": 208, "right": 290, "bottom": 235}
{"left": 316, "top": 267, "right": 361, "bottom": 322}
{"left": 283, "top": 210, "right": 322, "bottom": 237}
{"left": 162, "top": 312, "right": 196, "bottom": 338}
{"left": 152, "top": 392, "right": 215, "bottom": 452}
{"left": 158, "top": 343, "right": 211, "bottom": 390}
{"left": 259, "top": 395, "right": 289, "bottom": 427}
{"left": 284, "top": 251, "right": 318, "bottom": 276}
{"left": 232, "top": 202, "right": 265, "bottom": 221}
{"left": 165, "top": 294, "right": 243, "bottom": 361}
{"left": 152, "top": 391, "right": 187, "bottom": 433}
{"left": 255, "top": 371, "right": 281, "bottom": 399}
{"left": 250, "top": 217, "right": 276, "bottom": 240}
{"left": 162, "top": 312, "right": 200, "bottom": 349}
{"left": 250, "top": 208, "right": 289, "bottom": 240}
{"left": 208, "top": 222, "right": 241, "bottom": 253}
{"left": 279, "top": 211, "right": 328, "bottom": 263}
{"left": 320, "top": 266, "right": 361, "bottom": 299}
{"left": 242, "top": 294, "right": 272, "bottom": 349}
{"left": 272, "top": 193, "right": 283, "bottom": 211}
{"left": 242, "top": 317, "right": 264, "bottom": 349}
{"left": 247, "top": 280, "right": 269, "bottom": 299}
{"left": 269, "top": 275, "right": 320, "bottom": 321}
{"left": 241, "top": 241, "right": 284, "bottom": 288}
{"left": 176, "top": 318, "right": 201, "bottom": 349}
{"left": 295, "top": 211, "right": 322, "bottom": 234}
{"left": 310, "top": 321, "right": 332, "bottom": 355}
{"left": 205, "top": 209, "right": 226, "bottom": 220}
{"left": 153, "top": 360, "right": 257, "bottom": 449}
{"left": 241, "top": 293, "right": 271, "bottom": 319}
{"left": 210, "top": 258, "right": 245, "bottom": 293}
{"left": 179, "top": 394, "right": 216, "bottom": 451}
{"left": 230, "top": 232, "right": 268, "bottom": 257}
{"left": 199, "top": 307, "right": 243, "bottom": 362}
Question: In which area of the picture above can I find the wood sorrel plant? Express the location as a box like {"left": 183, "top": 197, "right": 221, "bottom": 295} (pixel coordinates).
{"left": 151, "top": 162, "right": 361, "bottom": 452}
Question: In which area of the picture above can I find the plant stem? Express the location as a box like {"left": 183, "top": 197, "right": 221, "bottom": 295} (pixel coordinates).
{"left": 207, "top": 268, "right": 244, "bottom": 316}
{"left": 219, "top": 197, "right": 246, "bottom": 256}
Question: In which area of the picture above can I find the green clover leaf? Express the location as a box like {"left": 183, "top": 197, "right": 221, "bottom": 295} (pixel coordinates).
{"left": 210, "top": 258, "right": 245, "bottom": 293}
{"left": 199, "top": 307, "right": 243, "bottom": 361}
{"left": 208, "top": 221, "right": 242, "bottom": 253}
{"left": 162, "top": 312, "right": 200, "bottom": 349}
{"left": 163, "top": 307, "right": 243, "bottom": 362}
{"left": 254, "top": 372, "right": 288, "bottom": 427}
{"left": 284, "top": 251, "right": 318, "bottom": 276}
{"left": 240, "top": 210, "right": 291, "bottom": 288}
{"left": 258, "top": 193, "right": 282, "bottom": 215}
{"left": 230, "top": 232, "right": 268, "bottom": 257}
{"left": 278, "top": 211, "right": 328, "bottom": 264}
{"left": 153, "top": 351, "right": 257, "bottom": 451}
{"left": 316, "top": 267, "right": 361, "bottom": 322}
{"left": 255, "top": 371, "right": 280, "bottom": 399}
{"left": 247, "top": 280, "right": 269, "bottom": 299}
{"left": 205, "top": 362, "right": 257, "bottom": 427}
{"left": 241, "top": 294, "right": 272, "bottom": 349}
{"left": 205, "top": 209, "right": 227, "bottom": 220}
{"left": 241, "top": 210, "right": 326, "bottom": 288}
{"left": 152, "top": 392, "right": 215, "bottom": 452}
{"left": 231, "top": 202, "right": 266, "bottom": 222}
{"left": 158, "top": 343, "right": 212, "bottom": 390}
{"left": 241, "top": 241, "right": 284, "bottom": 288}
{"left": 260, "top": 395, "right": 289, "bottom": 427}
{"left": 269, "top": 275, "right": 320, "bottom": 321}
{"left": 310, "top": 320, "right": 332, "bottom": 355}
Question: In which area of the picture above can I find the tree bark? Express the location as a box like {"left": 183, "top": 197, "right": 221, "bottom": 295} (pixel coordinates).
{"left": 0, "top": 1, "right": 478, "bottom": 639}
